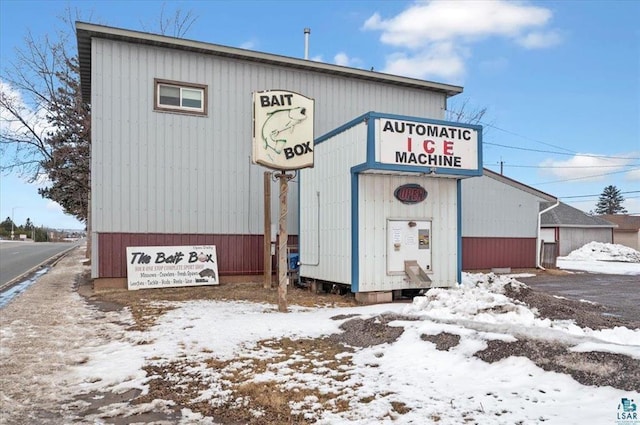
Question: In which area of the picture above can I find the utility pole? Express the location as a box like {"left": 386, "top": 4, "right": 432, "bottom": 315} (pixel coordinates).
{"left": 11, "top": 206, "right": 21, "bottom": 240}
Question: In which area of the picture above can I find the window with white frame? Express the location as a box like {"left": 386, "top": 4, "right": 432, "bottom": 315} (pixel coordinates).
{"left": 154, "top": 79, "right": 207, "bottom": 115}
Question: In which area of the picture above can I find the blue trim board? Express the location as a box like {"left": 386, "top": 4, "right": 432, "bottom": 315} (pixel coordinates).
{"left": 350, "top": 164, "right": 368, "bottom": 292}
{"left": 361, "top": 162, "right": 482, "bottom": 177}
{"left": 366, "top": 113, "right": 376, "bottom": 165}
{"left": 457, "top": 179, "right": 462, "bottom": 286}
{"left": 367, "top": 111, "right": 482, "bottom": 132}
{"left": 315, "top": 112, "right": 371, "bottom": 145}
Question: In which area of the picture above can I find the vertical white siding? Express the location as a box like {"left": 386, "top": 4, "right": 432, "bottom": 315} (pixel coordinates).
{"left": 92, "top": 38, "right": 446, "bottom": 235}
{"left": 299, "top": 122, "right": 368, "bottom": 284}
{"left": 358, "top": 175, "right": 458, "bottom": 291}
{"left": 461, "top": 175, "right": 546, "bottom": 238}
{"left": 559, "top": 228, "right": 612, "bottom": 256}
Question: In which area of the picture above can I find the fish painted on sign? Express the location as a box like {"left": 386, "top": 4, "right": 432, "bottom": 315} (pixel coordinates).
{"left": 261, "top": 107, "right": 307, "bottom": 154}
{"left": 199, "top": 268, "right": 216, "bottom": 281}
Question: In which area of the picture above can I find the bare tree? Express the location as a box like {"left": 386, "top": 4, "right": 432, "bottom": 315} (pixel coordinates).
{"left": 141, "top": 3, "right": 198, "bottom": 37}
{"left": 0, "top": 31, "right": 68, "bottom": 179}
{"left": 446, "top": 98, "right": 488, "bottom": 127}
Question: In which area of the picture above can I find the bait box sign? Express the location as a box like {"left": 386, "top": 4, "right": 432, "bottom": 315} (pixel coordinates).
{"left": 126, "top": 245, "right": 219, "bottom": 290}
{"left": 252, "top": 90, "right": 315, "bottom": 170}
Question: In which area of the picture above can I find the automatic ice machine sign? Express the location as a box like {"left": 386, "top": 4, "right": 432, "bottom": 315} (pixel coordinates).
{"left": 252, "top": 90, "right": 315, "bottom": 170}
{"left": 377, "top": 118, "right": 479, "bottom": 172}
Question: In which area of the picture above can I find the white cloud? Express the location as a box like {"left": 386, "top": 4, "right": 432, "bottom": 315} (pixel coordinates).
{"left": 382, "top": 42, "right": 466, "bottom": 80}
{"left": 625, "top": 168, "right": 640, "bottom": 181}
{"left": 364, "top": 1, "right": 552, "bottom": 47}
{"left": 478, "top": 57, "right": 509, "bottom": 73}
{"left": 363, "top": 0, "right": 560, "bottom": 81}
{"left": 517, "top": 30, "right": 562, "bottom": 49}
{"left": 540, "top": 153, "right": 638, "bottom": 181}
{"left": 0, "top": 79, "right": 53, "bottom": 141}
{"left": 333, "top": 52, "right": 363, "bottom": 68}
{"left": 239, "top": 40, "right": 256, "bottom": 50}
{"left": 310, "top": 54, "right": 324, "bottom": 62}
{"left": 334, "top": 52, "right": 350, "bottom": 66}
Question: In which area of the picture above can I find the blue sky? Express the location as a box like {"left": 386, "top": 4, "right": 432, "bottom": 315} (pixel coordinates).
{"left": 1, "top": 0, "right": 639, "bottom": 230}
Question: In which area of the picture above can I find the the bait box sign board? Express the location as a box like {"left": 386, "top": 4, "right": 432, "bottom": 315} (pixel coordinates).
{"left": 252, "top": 90, "right": 315, "bottom": 170}
{"left": 126, "top": 245, "right": 219, "bottom": 290}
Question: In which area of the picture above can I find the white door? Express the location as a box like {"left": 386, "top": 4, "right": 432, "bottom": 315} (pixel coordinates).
{"left": 387, "top": 219, "right": 432, "bottom": 274}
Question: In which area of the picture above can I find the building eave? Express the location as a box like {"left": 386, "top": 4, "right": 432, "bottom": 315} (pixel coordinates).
{"left": 483, "top": 168, "right": 557, "bottom": 202}
{"left": 76, "top": 21, "right": 464, "bottom": 103}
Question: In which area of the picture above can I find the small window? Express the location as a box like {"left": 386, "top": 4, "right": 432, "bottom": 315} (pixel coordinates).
{"left": 154, "top": 79, "right": 207, "bottom": 115}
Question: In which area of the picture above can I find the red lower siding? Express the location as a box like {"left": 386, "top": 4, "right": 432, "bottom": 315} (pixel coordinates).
{"left": 462, "top": 237, "right": 537, "bottom": 270}
{"left": 98, "top": 233, "right": 298, "bottom": 278}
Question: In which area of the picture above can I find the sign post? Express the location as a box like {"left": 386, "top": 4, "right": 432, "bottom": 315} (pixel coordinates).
{"left": 263, "top": 171, "right": 272, "bottom": 289}
{"left": 275, "top": 171, "right": 294, "bottom": 311}
{"left": 253, "top": 90, "right": 315, "bottom": 312}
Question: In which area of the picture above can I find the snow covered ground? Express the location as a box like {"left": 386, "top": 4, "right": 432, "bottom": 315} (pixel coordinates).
{"left": 1, "top": 243, "right": 639, "bottom": 424}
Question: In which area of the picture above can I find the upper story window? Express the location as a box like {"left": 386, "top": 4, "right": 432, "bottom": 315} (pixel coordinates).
{"left": 154, "top": 79, "right": 207, "bottom": 115}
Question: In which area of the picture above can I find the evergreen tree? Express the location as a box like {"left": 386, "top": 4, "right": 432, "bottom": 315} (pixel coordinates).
{"left": 38, "top": 57, "right": 90, "bottom": 222}
{"left": 0, "top": 217, "right": 14, "bottom": 236}
{"left": 595, "top": 185, "right": 627, "bottom": 214}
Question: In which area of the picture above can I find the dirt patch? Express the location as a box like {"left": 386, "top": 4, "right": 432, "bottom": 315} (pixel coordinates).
{"left": 132, "top": 336, "right": 357, "bottom": 424}
{"left": 475, "top": 338, "right": 640, "bottom": 392}
{"left": 421, "top": 332, "right": 461, "bottom": 351}
{"left": 328, "top": 313, "right": 409, "bottom": 348}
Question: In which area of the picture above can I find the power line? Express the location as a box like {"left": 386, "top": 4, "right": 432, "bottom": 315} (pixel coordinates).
{"left": 446, "top": 107, "right": 577, "bottom": 154}
{"left": 481, "top": 122, "right": 577, "bottom": 154}
{"left": 561, "top": 190, "right": 640, "bottom": 199}
{"left": 499, "top": 163, "right": 640, "bottom": 169}
{"left": 484, "top": 142, "right": 640, "bottom": 160}
{"left": 533, "top": 167, "right": 640, "bottom": 185}
{"left": 447, "top": 107, "right": 640, "bottom": 163}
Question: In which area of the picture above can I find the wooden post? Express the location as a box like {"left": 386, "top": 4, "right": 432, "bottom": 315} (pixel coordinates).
{"left": 263, "top": 172, "right": 272, "bottom": 289}
{"left": 276, "top": 172, "right": 292, "bottom": 312}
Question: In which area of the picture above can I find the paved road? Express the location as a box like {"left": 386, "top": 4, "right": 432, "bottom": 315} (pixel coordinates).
{"left": 518, "top": 272, "right": 640, "bottom": 322}
{"left": 0, "top": 241, "right": 78, "bottom": 288}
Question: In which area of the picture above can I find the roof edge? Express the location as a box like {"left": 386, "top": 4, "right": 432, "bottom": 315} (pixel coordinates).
{"left": 483, "top": 168, "right": 557, "bottom": 202}
{"left": 76, "top": 21, "right": 464, "bottom": 102}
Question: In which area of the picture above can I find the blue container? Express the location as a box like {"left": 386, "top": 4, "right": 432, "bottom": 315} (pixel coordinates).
{"left": 288, "top": 253, "right": 300, "bottom": 271}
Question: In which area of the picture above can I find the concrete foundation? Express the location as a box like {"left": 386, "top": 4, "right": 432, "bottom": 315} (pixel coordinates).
{"left": 355, "top": 291, "right": 393, "bottom": 305}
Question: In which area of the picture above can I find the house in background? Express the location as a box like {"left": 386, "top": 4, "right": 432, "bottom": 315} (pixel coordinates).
{"left": 540, "top": 202, "right": 617, "bottom": 257}
{"left": 596, "top": 215, "right": 640, "bottom": 251}
{"left": 461, "top": 168, "right": 557, "bottom": 270}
